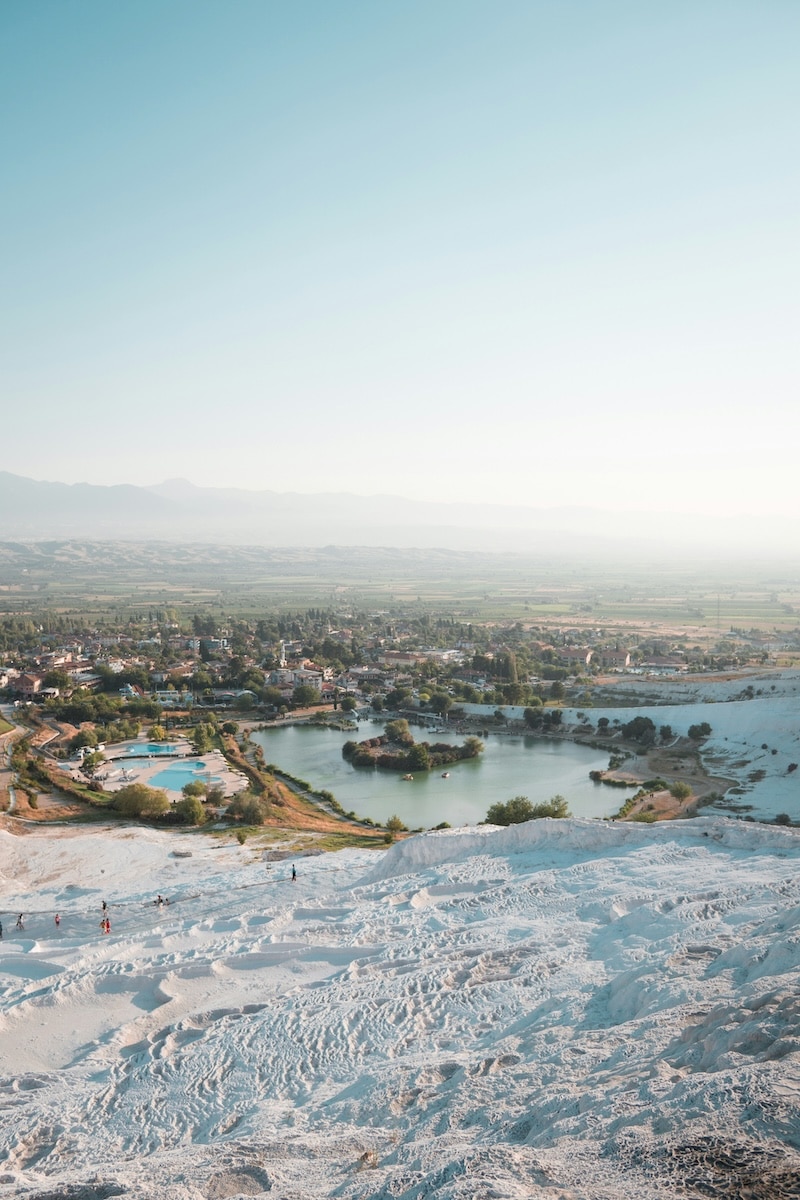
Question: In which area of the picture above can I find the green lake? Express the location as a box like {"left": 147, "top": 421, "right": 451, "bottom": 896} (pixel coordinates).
{"left": 251, "top": 722, "right": 620, "bottom": 827}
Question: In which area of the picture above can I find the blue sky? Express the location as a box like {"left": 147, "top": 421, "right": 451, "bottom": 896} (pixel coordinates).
{"left": 2, "top": 1, "right": 798, "bottom": 516}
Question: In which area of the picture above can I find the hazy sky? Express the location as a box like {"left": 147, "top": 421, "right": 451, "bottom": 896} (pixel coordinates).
{"left": 2, "top": 1, "right": 798, "bottom": 517}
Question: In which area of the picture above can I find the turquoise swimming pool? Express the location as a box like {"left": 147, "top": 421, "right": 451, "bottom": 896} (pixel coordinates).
{"left": 149, "top": 760, "right": 222, "bottom": 792}
{"left": 121, "top": 742, "right": 180, "bottom": 756}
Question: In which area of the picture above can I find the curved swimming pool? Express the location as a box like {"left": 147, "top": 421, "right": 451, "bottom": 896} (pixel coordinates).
{"left": 149, "top": 760, "right": 222, "bottom": 792}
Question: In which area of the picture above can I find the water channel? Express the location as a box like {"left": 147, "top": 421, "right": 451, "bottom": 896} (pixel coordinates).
{"left": 251, "top": 722, "right": 619, "bottom": 828}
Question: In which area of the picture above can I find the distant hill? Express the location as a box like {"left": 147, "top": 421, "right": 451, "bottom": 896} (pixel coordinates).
{"left": 0, "top": 470, "right": 796, "bottom": 559}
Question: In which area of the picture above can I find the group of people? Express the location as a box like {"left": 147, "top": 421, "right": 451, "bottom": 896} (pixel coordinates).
{"left": 3, "top": 865, "right": 298, "bottom": 941}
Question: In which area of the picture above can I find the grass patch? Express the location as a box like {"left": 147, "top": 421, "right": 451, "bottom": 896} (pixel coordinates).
{"left": 308, "top": 831, "right": 392, "bottom": 852}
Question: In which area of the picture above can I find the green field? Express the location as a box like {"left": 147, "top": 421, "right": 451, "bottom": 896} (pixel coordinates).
{"left": 1, "top": 541, "right": 799, "bottom": 641}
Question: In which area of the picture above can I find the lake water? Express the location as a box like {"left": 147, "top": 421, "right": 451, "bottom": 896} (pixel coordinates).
{"left": 251, "top": 722, "right": 618, "bottom": 827}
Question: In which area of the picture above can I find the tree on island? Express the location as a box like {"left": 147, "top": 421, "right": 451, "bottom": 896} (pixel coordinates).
{"left": 384, "top": 719, "right": 414, "bottom": 746}
{"left": 342, "top": 724, "right": 484, "bottom": 773}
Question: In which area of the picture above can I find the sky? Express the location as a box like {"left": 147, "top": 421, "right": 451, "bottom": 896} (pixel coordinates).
{"left": 2, "top": 1, "right": 799, "bottom": 517}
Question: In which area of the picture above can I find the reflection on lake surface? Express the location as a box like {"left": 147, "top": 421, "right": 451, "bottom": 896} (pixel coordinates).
{"left": 251, "top": 722, "right": 619, "bottom": 827}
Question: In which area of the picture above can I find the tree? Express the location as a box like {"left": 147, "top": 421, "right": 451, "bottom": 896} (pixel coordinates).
{"left": 384, "top": 719, "right": 412, "bottom": 745}
{"left": 407, "top": 743, "right": 431, "bottom": 771}
{"left": 341, "top": 695, "right": 357, "bottom": 713}
{"left": 486, "top": 796, "right": 534, "bottom": 825}
{"left": 191, "top": 721, "right": 216, "bottom": 753}
{"left": 429, "top": 693, "right": 452, "bottom": 716}
{"left": 175, "top": 795, "right": 206, "bottom": 825}
{"left": 113, "top": 783, "right": 171, "bottom": 819}
{"left": 549, "top": 681, "right": 565, "bottom": 701}
{"left": 485, "top": 794, "right": 571, "bottom": 825}
{"left": 227, "top": 791, "right": 271, "bottom": 824}
{"left": 524, "top": 706, "right": 543, "bottom": 730}
{"left": 150, "top": 724, "right": 167, "bottom": 742}
{"left": 597, "top": 717, "right": 610, "bottom": 733}
{"left": 70, "top": 730, "right": 99, "bottom": 751}
{"left": 669, "top": 781, "right": 692, "bottom": 801}
{"left": 182, "top": 780, "right": 207, "bottom": 800}
{"left": 622, "top": 716, "right": 657, "bottom": 746}
{"left": 43, "top": 669, "right": 71, "bottom": 690}
{"left": 659, "top": 725, "right": 673, "bottom": 742}
{"left": 81, "top": 751, "right": 105, "bottom": 778}
{"left": 292, "top": 684, "right": 320, "bottom": 708}
{"left": 688, "top": 722, "right": 712, "bottom": 741}
{"left": 386, "top": 814, "right": 407, "bottom": 833}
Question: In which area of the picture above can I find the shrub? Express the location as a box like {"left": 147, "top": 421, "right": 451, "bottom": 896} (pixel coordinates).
{"left": 182, "top": 780, "right": 207, "bottom": 799}
{"left": 113, "top": 783, "right": 171, "bottom": 819}
{"left": 386, "top": 814, "right": 407, "bottom": 833}
{"left": 774, "top": 813, "right": 792, "bottom": 826}
{"left": 227, "top": 791, "right": 271, "bottom": 824}
{"left": 486, "top": 794, "right": 570, "bottom": 825}
{"left": 174, "top": 795, "right": 206, "bottom": 825}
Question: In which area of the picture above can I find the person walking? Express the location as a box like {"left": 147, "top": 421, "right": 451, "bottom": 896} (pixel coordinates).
{"left": 54, "top": 913, "right": 61, "bottom": 928}
{"left": 291, "top": 864, "right": 297, "bottom": 882}
{"left": 16, "top": 914, "right": 24, "bottom": 930}
{"left": 0, "top": 920, "right": 3, "bottom": 939}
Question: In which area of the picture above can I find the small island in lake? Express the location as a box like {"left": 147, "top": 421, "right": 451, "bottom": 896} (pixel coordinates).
{"left": 342, "top": 719, "right": 484, "bottom": 773}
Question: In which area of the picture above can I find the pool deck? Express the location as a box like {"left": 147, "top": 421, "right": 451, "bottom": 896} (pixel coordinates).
{"left": 65, "top": 738, "right": 247, "bottom": 799}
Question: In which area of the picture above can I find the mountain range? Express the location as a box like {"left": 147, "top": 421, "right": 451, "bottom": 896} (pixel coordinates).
{"left": 1, "top": 470, "right": 796, "bottom": 559}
